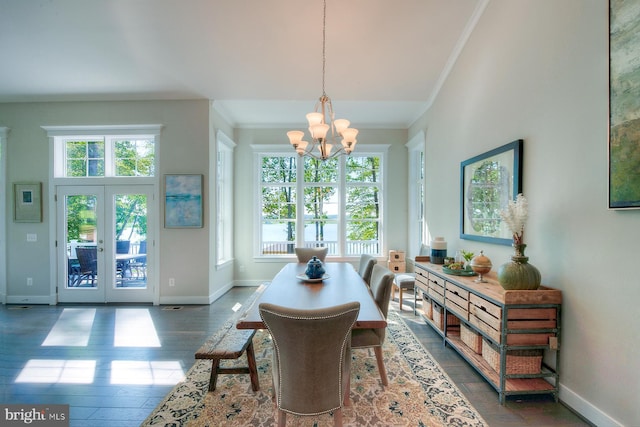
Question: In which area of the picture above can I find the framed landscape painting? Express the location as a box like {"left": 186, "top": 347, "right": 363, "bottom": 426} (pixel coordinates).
{"left": 609, "top": 0, "right": 640, "bottom": 209}
{"left": 164, "top": 174, "right": 203, "bottom": 228}
{"left": 460, "top": 140, "right": 523, "bottom": 246}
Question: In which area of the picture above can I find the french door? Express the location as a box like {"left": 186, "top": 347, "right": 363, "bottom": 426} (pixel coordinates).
{"left": 56, "top": 185, "right": 155, "bottom": 303}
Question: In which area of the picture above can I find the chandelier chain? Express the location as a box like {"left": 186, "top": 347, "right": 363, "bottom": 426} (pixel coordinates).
{"left": 322, "top": 0, "right": 326, "bottom": 97}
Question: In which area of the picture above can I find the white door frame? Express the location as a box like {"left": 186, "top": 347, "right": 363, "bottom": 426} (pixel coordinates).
{"left": 0, "top": 128, "right": 8, "bottom": 304}
{"left": 55, "top": 185, "right": 155, "bottom": 303}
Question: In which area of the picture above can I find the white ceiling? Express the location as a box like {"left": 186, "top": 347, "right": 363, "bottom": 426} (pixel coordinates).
{"left": 0, "top": 0, "right": 486, "bottom": 129}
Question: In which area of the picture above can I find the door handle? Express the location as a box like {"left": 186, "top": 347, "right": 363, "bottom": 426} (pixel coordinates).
{"left": 98, "top": 248, "right": 104, "bottom": 252}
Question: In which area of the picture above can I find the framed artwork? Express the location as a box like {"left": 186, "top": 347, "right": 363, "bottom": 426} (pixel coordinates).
{"left": 460, "top": 140, "right": 523, "bottom": 245}
{"left": 14, "top": 182, "right": 43, "bottom": 223}
{"left": 609, "top": 0, "right": 640, "bottom": 209}
{"left": 164, "top": 174, "right": 203, "bottom": 228}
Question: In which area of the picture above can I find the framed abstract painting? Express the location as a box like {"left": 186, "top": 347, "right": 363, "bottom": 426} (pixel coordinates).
{"left": 164, "top": 174, "right": 204, "bottom": 228}
{"left": 609, "top": 0, "right": 640, "bottom": 209}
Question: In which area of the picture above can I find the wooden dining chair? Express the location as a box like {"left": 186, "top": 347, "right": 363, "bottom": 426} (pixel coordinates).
{"left": 357, "top": 254, "right": 377, "bottom": 286}
{"left": 294, "top": 247, "right": 328, "bottom": 262}
{"left": 351, "top": 264, "right": 395, "bottom": 386}
{"left": 259, "top": 301, "right": 360, "bottom": 427}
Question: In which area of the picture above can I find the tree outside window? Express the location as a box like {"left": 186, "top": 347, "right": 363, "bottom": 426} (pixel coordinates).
{"left": 259, "top": 153, "right": 382, "bottom": 257}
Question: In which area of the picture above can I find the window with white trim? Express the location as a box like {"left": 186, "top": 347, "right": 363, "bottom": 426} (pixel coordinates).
{"left": 407, "top": 132, "right": 426, "bottom": 256}
{"left": 256, "top": 145, "right": 385, "bottom": 258}
{"left": 46, "top": 125, "right": 160, "bottom": 178}
{"left": 216, "top": 131, "right": 235, "bottom": 265}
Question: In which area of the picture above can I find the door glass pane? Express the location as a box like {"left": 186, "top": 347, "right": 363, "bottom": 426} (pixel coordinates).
{"left": 114, "top": 194, "right": 147, "bottom": 289}
{"left": 66, "top": 195, "right": 98, "bottom": 288}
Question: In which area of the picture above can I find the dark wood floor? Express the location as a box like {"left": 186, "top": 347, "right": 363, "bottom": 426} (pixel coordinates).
{"left": 0, "top": 286, "right": 591, "bottom": 426}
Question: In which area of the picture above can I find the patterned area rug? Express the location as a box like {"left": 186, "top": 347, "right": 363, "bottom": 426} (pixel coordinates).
{"left": 143, "top": 304, "right": 486, "bottom": 427}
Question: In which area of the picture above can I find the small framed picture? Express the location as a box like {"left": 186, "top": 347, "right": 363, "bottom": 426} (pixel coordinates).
{"left": 14, "top": 182, "right": 42, "bottom": 223}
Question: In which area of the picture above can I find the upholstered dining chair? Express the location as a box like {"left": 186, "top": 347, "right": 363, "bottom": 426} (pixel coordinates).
{"left": 351, "top": 264, "right": 395, "bottom": 386}
{"left": 295, "top": 247, "right": 328, "bottom": 263}
{"left": 357, "top": 254, "right": 377, "bottom": 286}
{"left": 259, "top": 301, "right": 360, "bottom": 427}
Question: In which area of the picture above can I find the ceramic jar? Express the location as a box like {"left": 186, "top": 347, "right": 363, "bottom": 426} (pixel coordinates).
{"left": 470, "top": 251, "right": 492, "bottom": 282}
{"left": 430, "top": 237, "right": 447, "bottom": 264}
{"left": 497, "top": 244, "right": 541, "bottom": 290}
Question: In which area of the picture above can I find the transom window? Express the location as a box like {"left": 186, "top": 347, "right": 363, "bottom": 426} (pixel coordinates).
{"left": 45, "top": 125, "right": 161, "bottom": 179}
{"left": 256, "top": 146, "right": 386, "bottom": 258}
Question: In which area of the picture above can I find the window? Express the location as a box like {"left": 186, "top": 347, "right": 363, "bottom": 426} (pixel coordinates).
{"left": 407, "top": 131, "right": 426, "bottom": 256}
{"left": 45, "top": 125, "right": 161, "bottom": 179}
{"left": 66, "top": 139, "right": 105, "bottom": 177}
{"left": 114, "top": 139, "right": 154, "bottom": 177}
{"left": 216, "top": 131, "right": 235, "bottom": 266}
{"left": 256, "top": 145, "right": 386, "bottom": 258}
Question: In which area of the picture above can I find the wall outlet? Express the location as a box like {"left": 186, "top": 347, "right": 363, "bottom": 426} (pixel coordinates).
{"left": 169, "top": 278, "right": 175, "bottom": 287}
{"left": 26, "top": 277, "right": 33, "bottom": 286}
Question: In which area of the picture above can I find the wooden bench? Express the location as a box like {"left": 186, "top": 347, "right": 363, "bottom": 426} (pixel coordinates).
{"left": 195, "top": 327, "right": 260, "bottom": 392}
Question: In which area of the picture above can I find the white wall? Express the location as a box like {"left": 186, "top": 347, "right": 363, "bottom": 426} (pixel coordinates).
{"left": 0, "top": 100, "right": 219, "bottom": 304}
{"left": 410, "top": 1, "right": 637, "bottom": 425}
{"left": 231, "top": 127, "right": 409, "bottom": 283}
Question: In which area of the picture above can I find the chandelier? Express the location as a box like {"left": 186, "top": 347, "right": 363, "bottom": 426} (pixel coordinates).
{"left": 287, "top": 0, "right": 358, "bottom": 161}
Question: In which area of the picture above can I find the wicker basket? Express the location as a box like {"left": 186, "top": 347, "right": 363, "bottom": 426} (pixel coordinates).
{"left": 432, "top": 301, "right": 460, "bottom": 330}
{"left": 460, "top": 323, "right": 482, "bottom": 354}
{"left": 422, "top": 294, "right": 433, "bottom": 319}
{"left": 482, "top": 338, "right": 542, "bottom": 374}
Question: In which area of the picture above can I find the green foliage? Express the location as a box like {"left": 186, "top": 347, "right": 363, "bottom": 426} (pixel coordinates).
{"left": 461, "top": 250, "right": 475, "bottom": 262}
{"left": 66, "top": 195, "right": 96, "bottom": 242}
{"left": 262, "top": 156, "right": 297, "bottom": 241}
{"left": 114, "top": 194, "right": 147, "bottom": 240}
{"left": 467, "top": 160, "right": 507, "bottom": 236}
{"left": 114, "top": 140, "right": 154, "bottom": 176}
{"left": 345, "top": 157, "right": 379, "bottom": 240}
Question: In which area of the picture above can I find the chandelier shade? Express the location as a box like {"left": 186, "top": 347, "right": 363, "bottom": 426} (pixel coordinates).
{"left": 286, "top": 0, "right": 358, "bottom": 161}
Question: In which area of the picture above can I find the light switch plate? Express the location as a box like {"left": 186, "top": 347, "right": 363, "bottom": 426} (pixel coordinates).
{"left": 26, "top": 233, "right": 37, "bottom": 242}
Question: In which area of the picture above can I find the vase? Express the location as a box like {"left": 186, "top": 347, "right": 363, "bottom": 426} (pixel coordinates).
{"left": 430, "top": 237, "right": 447, "bottom": 264}
{"left": 497, "top": 244, "right": 541, "bottom": 290}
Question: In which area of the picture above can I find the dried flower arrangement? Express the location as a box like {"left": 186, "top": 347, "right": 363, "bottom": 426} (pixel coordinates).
{"left": 499, "top": 193, "right": 528, "bottom": 245}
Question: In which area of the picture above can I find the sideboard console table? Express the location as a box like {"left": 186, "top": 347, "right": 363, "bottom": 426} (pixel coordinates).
{"left": 414, "top": 262, "right": 562, "bottom": 403}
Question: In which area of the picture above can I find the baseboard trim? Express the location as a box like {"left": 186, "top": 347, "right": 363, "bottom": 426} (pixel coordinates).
{"left": 232, "top": 280, "right": 268, "bottom": 287}
{"left": 560, "top": 384, "right": 623, "bottom": 427}
{"left": 208, "top": 282, "right": 234, "bottom": 304}
{"left": 6, "top": 295, "right": 51, "bottom": 305}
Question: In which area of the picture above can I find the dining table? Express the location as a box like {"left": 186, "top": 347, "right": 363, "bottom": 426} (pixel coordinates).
{"left": 236, "top": 262, "right": 387, "bottom": 330}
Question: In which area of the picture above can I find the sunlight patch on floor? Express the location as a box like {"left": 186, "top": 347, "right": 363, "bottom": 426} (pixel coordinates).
{"left": 15, "top": 359, "right": 96, "bottom": 384}
{"left": 114, "top": 308, "right": 161, "bottom": 347}
{"left": 42, "top": 308, "right": 96, "bottom": 347}
{"left": 110, "top": 360, "right": 185, "bottom": 385}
